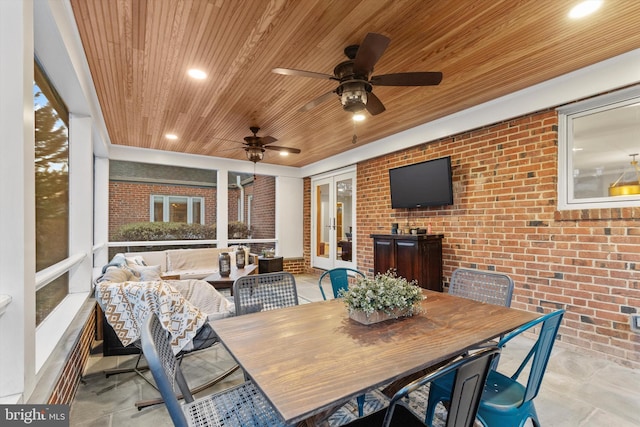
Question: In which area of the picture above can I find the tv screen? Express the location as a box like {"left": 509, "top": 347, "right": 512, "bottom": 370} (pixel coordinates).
{"left": 389, "top": 156, "right": 453, "bottom": 208}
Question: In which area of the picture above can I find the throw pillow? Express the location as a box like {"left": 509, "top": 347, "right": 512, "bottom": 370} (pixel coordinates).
{"left": 125, "top": 255, "right": 147, "bottom": 267}
{"left": 101, "top": 267, "right": 135, "bottom": 283}
{"left": 133, "top": 265, "right": 162, "bottom": 281}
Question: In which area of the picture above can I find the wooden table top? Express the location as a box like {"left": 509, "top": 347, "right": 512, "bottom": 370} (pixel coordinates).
{"left": 211, "top": 291, "right": 539, "bottom": 425}
{"left": 203, "top": 263, "right": 257, "bottom": 285}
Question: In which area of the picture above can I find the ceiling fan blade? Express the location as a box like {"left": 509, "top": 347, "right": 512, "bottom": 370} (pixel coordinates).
{"left": 353, "top": 33, "right": 390, "bottom": 75}
{"left": 370, "top": 72, "right": 443, "bottom": 86}
{"left": 272, "top": 67, "right": 335, "bottom": 80}
{"left": 298, "top": 90, "right": 336, "bottom": 112}
{"left": 260, "top": 136, "right": 278, "bottom": 145}
{"left": 264, "top": 145, "right": 301, "bottom": 154}
{"left": 365, "top": 91, "right": 386, "bottom": 116}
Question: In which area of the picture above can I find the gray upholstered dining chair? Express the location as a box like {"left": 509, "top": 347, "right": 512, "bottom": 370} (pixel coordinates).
{"left": 341, "top": 346, "right": 501, "bottom": 427}
{"left": 140, "top": 313, "right": 288, "bottom": 427}
{"left": 448, "top": 268, "right": 514, "bottom": 307}
{"left": 233, "top": 271, "right": 299, "bottom": 315}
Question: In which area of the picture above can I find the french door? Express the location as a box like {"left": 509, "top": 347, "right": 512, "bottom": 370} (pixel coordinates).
{"left": 312, "top": 167, "right": 356, "bottom": 270}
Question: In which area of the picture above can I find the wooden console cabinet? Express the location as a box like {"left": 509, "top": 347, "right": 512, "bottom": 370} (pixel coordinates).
{"left": 370, "top": 234, "right": 444, "bottom": 292}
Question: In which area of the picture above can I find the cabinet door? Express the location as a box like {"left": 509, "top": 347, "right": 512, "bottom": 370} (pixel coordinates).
{"left": 373, "top": 238, "right": 394, "bottom": 274}
{"left": 421, "top": 240, "right": 443, "bottom": 291}
{"left": 395, "top": 240, "right": 420, "bottom": 283}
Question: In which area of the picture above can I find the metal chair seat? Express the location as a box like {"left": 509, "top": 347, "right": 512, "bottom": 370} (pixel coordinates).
{"left": 141, "top": 313, "right": 288, "bottom": 427}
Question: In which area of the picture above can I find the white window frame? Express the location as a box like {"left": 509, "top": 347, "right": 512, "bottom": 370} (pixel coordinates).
{"left": 557, "top": 85, "right": 640, "bottom": 210}
{"left": 150, "top": 195, "right": 205, "bottom": 224}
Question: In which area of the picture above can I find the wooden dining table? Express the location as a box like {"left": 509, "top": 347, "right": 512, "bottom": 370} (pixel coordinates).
{"left": 211, "top": 290, "right": 539, "bottom": 426}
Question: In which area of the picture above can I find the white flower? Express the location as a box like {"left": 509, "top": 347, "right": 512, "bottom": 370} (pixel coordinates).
{"left": 338, "top": 270, "right": 425, "bottom": 317}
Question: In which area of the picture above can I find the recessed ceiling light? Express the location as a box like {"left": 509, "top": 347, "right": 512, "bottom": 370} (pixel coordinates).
{"left": 165, "top": 133, "right": 178, "bottom": 140}
{"left": 187, "top": 69, "right": 207, "bottom": 79}
{"left": 279, "top": 151, "right": 289, "bottom": 157}
{"left": 568, "top": 0, "right": 603, "bottom": 19}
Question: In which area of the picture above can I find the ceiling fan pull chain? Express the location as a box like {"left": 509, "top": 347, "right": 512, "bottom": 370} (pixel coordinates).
{"left": 352, "top": 120, "right": 358, "bottom": 144}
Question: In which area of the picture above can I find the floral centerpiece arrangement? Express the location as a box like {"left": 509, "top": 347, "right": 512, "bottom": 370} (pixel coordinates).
{"left": 338, "top": 270, "right": 425, "bottom": 325}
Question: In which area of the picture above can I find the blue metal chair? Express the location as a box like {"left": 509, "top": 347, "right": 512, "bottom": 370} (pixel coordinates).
{"left": 341, "top": 346, "right": 501, "bottom": 427}
{"left": 318, "top": 267, "right": 367, "bottom": 417}
{"left": 318, "top": 267, "right": 365, "bottom": 300}
{"left": 140, "top": 313, "right": 287, "bottom": 427}
{"left": 425, "top": 309, "right": 565, "bottom": 427}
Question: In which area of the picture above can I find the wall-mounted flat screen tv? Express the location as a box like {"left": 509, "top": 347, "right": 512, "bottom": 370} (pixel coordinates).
{"left": 389, "top": 156, "right": 453, "bottom": 208}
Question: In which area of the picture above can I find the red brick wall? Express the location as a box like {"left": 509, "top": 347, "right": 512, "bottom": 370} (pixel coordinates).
{"left": 304, "top": 109, "right": 640, "bottom": 368}
{"left": 109, "top": 182, "right": 217, "bottom": 238}
{"left": 47, "top": 305, "right": 95, "bottom": 404}
{"left": 250, "top": 175, "right": 276, "bottom": 238}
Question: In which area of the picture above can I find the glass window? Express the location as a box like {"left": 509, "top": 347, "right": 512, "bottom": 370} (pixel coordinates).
{"left": 152, "top": 195, "right": 203, "bottom": 223}
{"left": 34, "top": 61, "right": 69, "bottom": 325}
{"left": 228, "top": 171, "right": 275, "bottom": 254}
{"left": 109, "top": 161, "right": 216, "bottom": 257}
{"left": 558, "top": 86, "right": 640, "bottom": 210}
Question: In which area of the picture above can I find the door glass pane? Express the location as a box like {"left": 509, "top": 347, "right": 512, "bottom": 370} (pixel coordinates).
{"left": 336, "top": 178, "right": 353, "bottom": 261}
{"left": 316, "top": 183, "right": 330, "bottom": 259}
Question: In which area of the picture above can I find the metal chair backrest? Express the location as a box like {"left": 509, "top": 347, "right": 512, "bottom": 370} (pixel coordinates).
{"left": 449, "top": 268, "right": 514, "bottom": 307}
{"left": 387, "top": 346, "right": 501, "bottom": 427}
{"left": 140, "top": 314, "right": 195, "bottom": 427}
{"left": 497, "top": 309, "right": 565, "bottom": 403}
{"left": 318, "top": 267, "right": 365, "bottom": 300}
{"left": 233, "top": 271, "right": 299, "bottom": 315}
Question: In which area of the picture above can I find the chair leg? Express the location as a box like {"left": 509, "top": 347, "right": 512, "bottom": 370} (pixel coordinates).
{"left": 134, "top": 363, "right": 240, "bottom": 410}
{"left": 356, "top": 394, "right": 365, "bottom": 417}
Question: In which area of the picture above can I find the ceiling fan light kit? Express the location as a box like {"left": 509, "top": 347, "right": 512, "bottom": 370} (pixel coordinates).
{"left": 272, "top": 32, "right": 442, "bottom": 118}
{"left": 238, "top": 126, "right": 301, "bottom": 164}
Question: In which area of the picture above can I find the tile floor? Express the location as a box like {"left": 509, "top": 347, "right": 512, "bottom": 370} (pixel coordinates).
{"left": 70, "top": 274, "right": 640, "bottom": 426}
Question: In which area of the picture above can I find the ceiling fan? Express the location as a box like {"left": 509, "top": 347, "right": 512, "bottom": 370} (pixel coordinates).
{"left": 272, "top": 33, "right": 443, "bottom": 118}
{"left": 239, "top": 126, "right": 301, "bottom": 163}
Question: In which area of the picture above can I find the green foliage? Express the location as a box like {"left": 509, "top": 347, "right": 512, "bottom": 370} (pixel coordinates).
{"left": 228, "top": 221, "right": 252, "bottom": 238}
{"left": 113, "top": 222, "right": 215, "bottom": 241}
{"left": 338, "top": 270, "right": 425, "bottom": 317}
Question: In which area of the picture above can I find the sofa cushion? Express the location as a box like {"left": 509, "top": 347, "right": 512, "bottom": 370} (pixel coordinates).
{"left": 166, "top": 248, "right": 235, "bottom": 272}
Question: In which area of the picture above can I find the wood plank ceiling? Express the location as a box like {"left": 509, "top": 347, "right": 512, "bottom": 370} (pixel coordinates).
{"left": 69, "top": 0, "right": 640, "bottom": 168}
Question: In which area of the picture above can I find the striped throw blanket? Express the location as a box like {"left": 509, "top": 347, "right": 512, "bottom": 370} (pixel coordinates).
{"left": 95, "top": 280, "right": 206, "bottom": 355}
